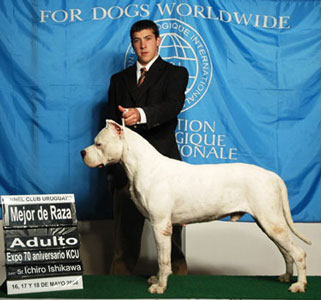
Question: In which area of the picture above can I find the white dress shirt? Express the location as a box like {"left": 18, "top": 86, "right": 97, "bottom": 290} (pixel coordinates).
{"left": 136, "top": 55, "right": 159, "bottom": 124}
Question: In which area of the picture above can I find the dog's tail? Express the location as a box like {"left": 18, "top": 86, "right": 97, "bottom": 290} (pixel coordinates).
{"left": 279, "top": 178, "right": 312, "bottom": 245}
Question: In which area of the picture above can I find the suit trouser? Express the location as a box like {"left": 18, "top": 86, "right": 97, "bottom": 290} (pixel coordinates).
{"left": 110, "top": 183, "right": 187, "bottom": 275}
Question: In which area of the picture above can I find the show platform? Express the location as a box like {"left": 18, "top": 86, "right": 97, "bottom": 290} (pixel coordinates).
{"left": 0, "top": 275, "right": 320, "bottom": 299}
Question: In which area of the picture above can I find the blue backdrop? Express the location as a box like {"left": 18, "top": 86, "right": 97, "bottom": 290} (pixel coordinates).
{"left": 1, "top": 0, "right": 320, "bottom": 221}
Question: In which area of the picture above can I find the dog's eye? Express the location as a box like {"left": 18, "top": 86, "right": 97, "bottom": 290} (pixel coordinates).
{"left": 96, "top": 143, "right": 101, "bottom": 147}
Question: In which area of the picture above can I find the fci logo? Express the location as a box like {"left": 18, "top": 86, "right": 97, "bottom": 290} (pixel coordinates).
{"left": 124, "top": 18, "right": 213, "bottom": 112}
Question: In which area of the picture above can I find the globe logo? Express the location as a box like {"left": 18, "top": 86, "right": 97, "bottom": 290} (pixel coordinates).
{"left": 158, "top": 32, "right": 196, "bottom": 97}
{"left": 124, "top": 18, "right": 212, "bottom": 112}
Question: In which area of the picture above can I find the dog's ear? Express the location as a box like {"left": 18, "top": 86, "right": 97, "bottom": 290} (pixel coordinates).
{"left": 106, "top": 120, "right": 123, "bottom": 136}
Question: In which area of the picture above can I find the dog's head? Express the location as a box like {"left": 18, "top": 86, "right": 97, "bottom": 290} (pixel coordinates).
{"left": 81, "top": 120, "right": 124, "bottom": 168}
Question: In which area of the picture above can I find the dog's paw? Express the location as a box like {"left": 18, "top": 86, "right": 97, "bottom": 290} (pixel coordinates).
{"left": 147, "top": 275, "right": 158, "bottom": 285}
{"left": 278, "top": 273, "right": 292, "bottom": 283}
{"left": 288, "top": 281, "right": 306, "bottom": 293}
{"left": 148, "top": 283, "right": 166, "bottom": 294}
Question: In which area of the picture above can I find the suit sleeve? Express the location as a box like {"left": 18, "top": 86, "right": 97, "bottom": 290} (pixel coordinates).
{"left": 143, "top": 66, "right": 188, "bottom": 129}
{"left": 106, "top": 74, "right": 121, "bottom": 123}
{"left": 106, "top": 74, "right": 128, "bottom": 188}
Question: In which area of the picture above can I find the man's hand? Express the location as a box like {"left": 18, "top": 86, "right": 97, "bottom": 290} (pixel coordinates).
{"left": 118, "top": 105, "right": 141, "bottom": 126}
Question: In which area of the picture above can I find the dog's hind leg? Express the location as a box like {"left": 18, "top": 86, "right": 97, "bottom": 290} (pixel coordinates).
{"left": 256, "top": 219, "right": 307, "bottom": 293}
{"left": 148, "top": 220, "right": 173, "bottom": 294}
{"left": 255, "top": 218, "right": 294, "bottom": 284}
{"left": 277, "top": 246, "right": 294, "bottom": 283}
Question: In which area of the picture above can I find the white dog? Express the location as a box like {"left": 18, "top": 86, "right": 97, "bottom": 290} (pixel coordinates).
{"left": 81, "top": 120, "right": 311, "bottom": 294}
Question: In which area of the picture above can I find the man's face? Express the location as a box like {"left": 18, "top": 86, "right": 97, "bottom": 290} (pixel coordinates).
{"left": 132, "top": 28, "right": 161, "bottom": 66}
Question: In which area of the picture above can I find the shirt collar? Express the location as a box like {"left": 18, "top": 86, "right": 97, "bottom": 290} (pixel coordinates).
{"left": 136, "top": 55, "right": 159, "bottom": 73}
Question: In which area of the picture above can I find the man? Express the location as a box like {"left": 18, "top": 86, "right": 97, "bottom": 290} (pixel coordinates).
{"left": 107, "top": 20, "right": 188, "bottom": 275}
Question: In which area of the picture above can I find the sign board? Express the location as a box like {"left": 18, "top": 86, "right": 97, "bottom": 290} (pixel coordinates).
{"left": 6, "top": 275, "right": 83, "bottom": 294}
{"left": 1, "top": 194, "right": 83, "bottom": 295}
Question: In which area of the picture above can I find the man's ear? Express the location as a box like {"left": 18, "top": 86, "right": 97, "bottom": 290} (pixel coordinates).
{"left": 106, "top": 120, "right": 123, "bottom": 136}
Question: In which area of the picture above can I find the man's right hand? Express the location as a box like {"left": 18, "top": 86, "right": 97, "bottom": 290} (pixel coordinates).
{"left": 118, "top": 105, "right": 141, "bottom": 126}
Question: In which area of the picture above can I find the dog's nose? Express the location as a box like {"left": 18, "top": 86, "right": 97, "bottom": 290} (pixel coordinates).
{"left": 80, "top": 150, "right": 86, "bottom": 158}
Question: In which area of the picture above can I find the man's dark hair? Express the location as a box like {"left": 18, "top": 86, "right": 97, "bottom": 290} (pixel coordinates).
{"left": 130, "top": 20, "right": 160, "bottom": 40}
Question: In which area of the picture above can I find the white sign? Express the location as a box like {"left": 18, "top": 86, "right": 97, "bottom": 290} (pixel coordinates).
{"left": 6, "top": 275, "right": 83, "bottom": 295}
{"left": 1, "top": 194, "right": 83, "bottom": 295}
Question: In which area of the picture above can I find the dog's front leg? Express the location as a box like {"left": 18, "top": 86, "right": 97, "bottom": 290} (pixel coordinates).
{"left": 148, "top": 221, "right": 173, "bottom": 294}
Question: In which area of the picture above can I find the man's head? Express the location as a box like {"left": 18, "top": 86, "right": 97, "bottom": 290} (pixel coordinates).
{"left": 130, "top": 20, "right": 159, "bottom": 40}
{"left": 130, "top": 20, "right": 161, "bottom": 66}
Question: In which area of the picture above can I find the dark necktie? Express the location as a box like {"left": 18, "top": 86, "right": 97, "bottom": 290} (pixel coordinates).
{"left": 137, "top": 67, "right": 147, "bottom": 88}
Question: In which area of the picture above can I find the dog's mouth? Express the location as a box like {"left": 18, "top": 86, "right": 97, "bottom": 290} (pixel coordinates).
{"left": 96, "top": 164, "right": 105, "bottom": 169}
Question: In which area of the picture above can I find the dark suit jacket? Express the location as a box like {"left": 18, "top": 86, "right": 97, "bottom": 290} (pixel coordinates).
{"left": 107, "top": 57, "right": 188, "bottom": 186}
